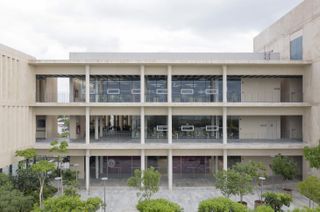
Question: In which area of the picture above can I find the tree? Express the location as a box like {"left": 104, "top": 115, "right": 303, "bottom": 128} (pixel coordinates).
{"left": 215, "top": 170, "right": 237, "bottom": 198}
{"left": 128, "top": 167, "right": 160, "bottom": 201}
{"left": 16, "top": 148, "right": 36, "bottom": 168}
{"left": 32, "top": 195, "right": 102, "bottom": 212}
{"left": 50, "top": 140, "right": 68, "bottom": 175}
{"left": 304, "top": 145, "right": 320, "bottom": 169}
{"left": 262, "top": 192, "right": 292, "bottom": 212}
{"left": 32, "top": 160, "right": 56, "bottom": 208}
{"left": 232, "top": 161, "right": 267, "bottom": 180}
{"left": 298, "top": 176, "right": 320, "bottom": 207}
{"left": 271, "top": 154, "right": 297, "bottom": 187}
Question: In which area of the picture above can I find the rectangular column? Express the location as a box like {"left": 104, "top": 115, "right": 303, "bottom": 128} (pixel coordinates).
{"left": 99, "top": 117, "right": 103, "bottom": 137}
{"left": 85, "top": 107, "right": 90, "bottom": 144}
{"left": 141, "top": 150, "right": 145, "bottom": 171}
{"left": 223, "top": 149, "right": 228, "bottom": 170}
{"left": 168, "top": 107, "right": 172, "bottom": 144}
{"left": 85, "top": 65, "right": 90, "bottom": 103}
{"left": 168, "top": 149, "right": 173, "bottom": 191}
{"left": 86, "top": 151, "right": 90, "bottom": 192}
{"left": 140, "top": 65, "right": 145, "bottom": 103}
{"left": 95, "top": 79, "right": 99, "bottom": 102}
{"left": 95, "top": 116, "right": 99, "bottom": 140}
{"left": 222, "top": 65, "right": 227, "bottom": 103}
{"left": 141, "top": 107, "right": 145, "bottom": 144}
{"left": 223, "top": 107, "right": 227, "bottom": 144}
{"left": 167, "top": 65, "right": 172, "bottom": 103}
{"left": 95, "top": 156, "right": 99, "bottom": 179}
{"left": 100, "top": 156, "right": 103, "bottom": 174}
{"left": 215, "top": 156, "right": 218, "bottom": 173}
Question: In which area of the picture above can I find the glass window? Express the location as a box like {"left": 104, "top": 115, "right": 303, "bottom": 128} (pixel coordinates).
{"left": 227, "top": 116, "right": 239, "bottom": 139}
{"left": 145, "top": 76, "right": 167, "bottom": 102}
{"left": 145, "top": 116, "right": 168, "bottom": 140}
{"left": 290, "top": 36, "right": 303, "bottom": 60}
{"left": 172, "top": 116, "right": 222, "bottom": 140}
{"left": 90, "top": 76, "right": 140, "bottom": 102}
{"left": 227, "top": 77, "right": 241, "bottom": 102}
{"left": 172, "top": 76, "right": 222, "bottom": 102}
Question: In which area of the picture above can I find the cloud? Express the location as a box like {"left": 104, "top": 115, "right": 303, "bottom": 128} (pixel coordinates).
{"left": 0, "top": 0, "right": 302, "bottom": 59}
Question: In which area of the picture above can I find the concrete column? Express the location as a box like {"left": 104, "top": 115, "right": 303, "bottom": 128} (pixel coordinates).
{"left": 168, "top": 107, "right": 172, "bottom": 144}
{"left": 99, "top": 117, "right": 103, "bottom": 137}
{"left": 95, "top": 156, "right": 99, "bottom": 179}
{"left": 222, "top": 65, "right": 227, "bottom": 103}
{"left": 141, "top": 150, "right": 145, "bottom": 171}
{"left": 223, "top": 150, "right": 228, "bottom": 170}
{"left": 100, "top": 156, "right": 103, "bottom": 174}
{"left": 69, "top": 78, "right": 74, "bottom": 102}
{"left": 95, "top": 79, "right": 99, "bottom": 102}
{"left": 85, "top": 151, "right": 90, "bottom": 192}
{"left": 95, "top": 116, "right": 99, "bottom": 140}
{"left": 167, "top": 65, "right": 172, "bottom": 103}
{"left": 223, "top": 107, "right": 227, "bottom": 144}
{"left": 86, "top": 107, "right": 90, "bottom": 144}
{"left": 168, "top": 149, "right": 173, "bottom": 191}
{"left": 85, "top": 65, "right": 90, "bottom": 103}
{"left": 140, "top": 65, "right": 145, "bottom": 103}
{"left": 141, "top": 107, "right": 145, "bottom": 144}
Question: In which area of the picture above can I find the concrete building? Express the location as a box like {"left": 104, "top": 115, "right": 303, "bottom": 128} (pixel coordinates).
{"left": 0, "top": 0, "right": 319, "bottom": 190}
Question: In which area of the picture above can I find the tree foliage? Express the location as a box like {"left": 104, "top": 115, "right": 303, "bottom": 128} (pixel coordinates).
{"left": 32, "top": 195, "right": 102, "bottom": 212}
{"left": 304, "top": 145, "right": 320, "bottom": 169}
{"left": 0, "top": 188, "right": 34, "bottom": 212}
{"left": 32, "top": 160, "right": 56, "bottom": 208}
{"left": 137, "top": 199, "right": 183, "bottom": 212}
{"left": 198, "top": 197, "right": 247, "bottom": 212}
{"left": 298, "top": 176, "right": 320, "bottom": 205}
{"left": 262, "top": 192, "right": 292, "bottom": 212}
{"left": 271, "top": 154, "right": 297, "bottom": 181}
{"left": 128, "top": 167, "right": 160, "bottom": 201}
{"left": 16, "top": 148, "right": 36, "bottom": 168}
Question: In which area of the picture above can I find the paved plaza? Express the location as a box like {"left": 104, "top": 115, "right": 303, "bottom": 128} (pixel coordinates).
{"left": 80, "top": 184, "right": 311, "bottom": 212}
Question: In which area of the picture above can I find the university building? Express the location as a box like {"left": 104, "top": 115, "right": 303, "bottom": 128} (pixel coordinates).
{"left": 0, "top": 0, "right": 319, "bottom": 190}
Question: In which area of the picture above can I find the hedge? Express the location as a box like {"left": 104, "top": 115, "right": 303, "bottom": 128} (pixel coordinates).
{"left": 137, "top": 198, "right": 183, "bottom": 212}
{"left": 198, "top": 197, "right": 247, "bottom": 212}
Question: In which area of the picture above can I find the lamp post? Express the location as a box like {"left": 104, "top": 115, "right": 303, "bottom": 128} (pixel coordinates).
{"left": 55, "top": 177, "right": 63, "bottom": 195}
{"left": 259, "top": 176, "right": 266, "bottom": 201}
{"left": 101, "top": 177, "right": 108, "bottom": 212}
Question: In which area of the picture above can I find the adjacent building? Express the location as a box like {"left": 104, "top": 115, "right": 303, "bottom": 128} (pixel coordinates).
{"left": 0, "top": 0, "right": 319, "bottom": 190}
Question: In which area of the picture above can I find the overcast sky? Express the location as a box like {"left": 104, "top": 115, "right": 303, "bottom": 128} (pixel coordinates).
{"left": 0, "top": 0, "right": 302, "bottom": 59}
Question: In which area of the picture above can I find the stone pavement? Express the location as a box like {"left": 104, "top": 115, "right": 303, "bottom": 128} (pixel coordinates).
{"left": 80, "top": 185, "right": 311, "bottom": 212}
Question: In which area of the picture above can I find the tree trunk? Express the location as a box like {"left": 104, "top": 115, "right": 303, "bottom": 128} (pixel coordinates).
{"left": 39, "top": 180, "right": 44, "bottom": 208}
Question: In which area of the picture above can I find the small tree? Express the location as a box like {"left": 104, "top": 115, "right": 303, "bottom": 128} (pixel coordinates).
{"left": 215, "top": 168, "right": 253, "bottom": 202}
{"left": 304, "top": 145, "right": 320, "bottom": 169}
{"left": 128, "top": 167, "right": 160, "bottom": 201}
{"left": 16, "top": 148, "right": 36, "bottom": 168}
{"left": 271, "top": 154, "right": 297, "bottom": 188}
{"left": 50, "top": 140, "right": 68, "bottom": 176}
{"left": 298, "top": 176, "right": 320, "bottom": 207}
{"left": 32, "top": 160, "right": 56, "bottom": 208}
{"left": 262, "top": 192, "right": 292, "bottom": 212}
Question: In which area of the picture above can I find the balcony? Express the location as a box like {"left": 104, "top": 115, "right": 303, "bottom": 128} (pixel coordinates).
{"left": 36, "top": 75, "right": 86, "bottom": 103}
{"left": 227, "top": 75, "right": 303, "bottom": 103}
{"left": 36, "top": 115, "right": 86, "bottom": 143}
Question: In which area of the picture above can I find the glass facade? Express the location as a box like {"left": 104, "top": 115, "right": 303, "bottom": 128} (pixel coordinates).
{"left": 172, "top": 116, "right": 222, "bottom": 142}
{"left": 172, "top": 76, "right": 222, "bottom": 102}
{"left": 145, "top": 116, "right": 168, "bottom": 142}
{"left": 145, "top": 76, "right": 167, "bottom": 102}
{"left": 90, "top": 75, "right": 140, "bottom": 102}
{"left": 290, "top": 36, "right": 303, "bottom": 60}
{"left": 227, "top": 116, "right": 239, "bottom": 139}
{"left": 227, "top": 76, "right": 241, "bottom": 102}
{"left": 90, "top": 115, "right": 140, "bottom": 143}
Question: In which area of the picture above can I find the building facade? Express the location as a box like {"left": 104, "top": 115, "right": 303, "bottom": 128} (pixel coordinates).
{"left": 0, "top": 0, "right": 319, "bottom": 190}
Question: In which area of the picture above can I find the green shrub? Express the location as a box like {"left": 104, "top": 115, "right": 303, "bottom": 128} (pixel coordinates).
{"left": 255, "top": 205, "right": 274, "bottom": 212}
{"left": 262, "top": 192, "right": 292, "bottom": 212}
{"left": 198, "top": 197, "right": 247, "bottom": 212}
{"left": 137, "top": 198, "right": 182, "bottom": 212}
